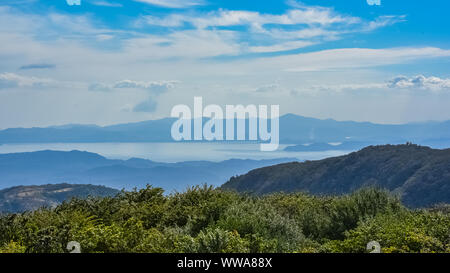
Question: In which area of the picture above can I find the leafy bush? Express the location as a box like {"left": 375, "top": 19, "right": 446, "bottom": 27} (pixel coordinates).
{"left": 215, "top": 198, "right": 306, "bottom": 252}
{"left": 0, "top": 241, "right": 26, "bottom": 253}
{"left": 195, "top": 228, "right": 249, "bottom": 253}
{"left": 0, "top": 185, "right": 448, "bottom": 253}
{"left": 323, "top": 210, "right": 450, "bottom": 253}
{"left": 326, "top": 187, "right": 403, "bottom": 240}
{"left": 162, "top": 185, "right": 240, "bottom": 235}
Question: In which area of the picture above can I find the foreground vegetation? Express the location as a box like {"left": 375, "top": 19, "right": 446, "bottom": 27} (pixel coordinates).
{"left": 0, "top": 186, "right": 449, "bottom": 253}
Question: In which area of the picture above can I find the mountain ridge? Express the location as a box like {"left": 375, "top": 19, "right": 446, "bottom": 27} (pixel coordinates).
{"left": 222, "top": 144, "right": 450, "bottom": 208}
{"left": 0, "top": 150, "right": 296, "bottom": 191}
{"left": 1, "top": 114, "right": 450, "bottom": 146}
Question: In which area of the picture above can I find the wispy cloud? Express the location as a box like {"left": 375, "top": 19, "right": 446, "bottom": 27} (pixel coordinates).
{"left": 122, "top": 29, "right": 241, "bottom": 59}
{"left": 140, "top": 6, "right": 404, "bottom": 55}
{"left": 66, "top": 0, "right": 81, "bottom": 6}
{"left": 113, "top": 80, "right": 178, "bottom": 94}
{"left": 133, "top": 0, "right": 204, "bottom": 9}
{"left": 388, "top": 75, "right": 450, "bottom": 91}
{"left": 0, "top": 72, "right": 85, "bottom": 90}
{"left": 142, "top": 7, "right": 361, "bottom": 29}
{"left": 0, "top": 73, "right": 56, "bottom": 89}
{"left": 88, "top": 82, "right": 112, "bottom": 92}
{"left": 249, "top": 41, "right": 315, "bottom": 53}
{"left": 254, "top": 84, "right": 280, "bottom": 93}
{"left": 281, "top": 47, "right": 450, "bottom": 72}
{"left": 89, "top": 80, "right": 178, "bottom": 94}
{"left": 89, "top": 79, "right": 179, "bottom": 113}
{"left": 90, "top": 1, "right": 123, "bottom": 7}
{"left": 292, "top": 75, "right": 450, "bottom": 95}
{"left": 364, "top": 15, "right": 406, "bottom": 31}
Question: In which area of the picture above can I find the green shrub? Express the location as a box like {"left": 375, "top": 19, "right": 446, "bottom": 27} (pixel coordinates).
{"left": 0, "top": 186, "right": 447, "bottom": 253}
{"left": 196, "top": 228, "right": 249, "bottom": 253}
{"left": 0, "top": 241, "right": 26, "bottom": 253}
{"left": 326, "top": 187, "right": 403, "bottom": 240}
{"left": 323, "top": 210, "right": 450, "bottom": 253}
{"left": 162, "top": 185, "right": 240, "bottom": 235}
{"left": 215, "top": 198, "right": 306, "bottom": 252}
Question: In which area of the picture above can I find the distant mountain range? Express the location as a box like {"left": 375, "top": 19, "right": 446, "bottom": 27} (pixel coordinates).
{"left": 0, "top": 183, "right": 119, "bottom": 213}
{"left": 222, "top": 144, "right": 450, "bottom": 208}
{"left": 2, "top": 145, "right": 449, "bottom": 211}
{"left": 1, "top": 114, "right": 450, "bottom": 147}
{"left": 0, "top": 150, "right": 295, "bottom": 191}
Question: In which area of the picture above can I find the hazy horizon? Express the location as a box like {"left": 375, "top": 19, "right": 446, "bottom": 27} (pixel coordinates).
{"left": 2, "top": 112, "right": 450, "bottom": 130}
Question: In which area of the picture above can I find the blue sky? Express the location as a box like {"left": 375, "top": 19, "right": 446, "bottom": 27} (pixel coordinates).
{"left": 0, "top": 0, "right": 449, "bottom": 128}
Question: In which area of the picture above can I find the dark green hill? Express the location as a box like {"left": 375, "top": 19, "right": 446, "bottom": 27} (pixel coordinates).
{"left": 0, "top": 183, "right": 119, "bottom": 213}
{"left": 222, "top": 144, "right": 450, "bottom": 208}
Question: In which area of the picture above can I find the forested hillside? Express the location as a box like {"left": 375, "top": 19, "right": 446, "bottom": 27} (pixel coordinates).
{"left": 222, "top": 144, "right": 450, "bottom": 208}
{"left": 0, "top": 184, "right": 119, "bottom": 213}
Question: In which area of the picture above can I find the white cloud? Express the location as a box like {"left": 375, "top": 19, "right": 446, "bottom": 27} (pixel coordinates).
{"left": 0, "top": 73, "right": 56, "bottom": 89}
{"left": 291, "top": 75, "right": 450, "bottom": 95}
{"left": 112, "top": 79, "right": 178, "bottom": 114}
{"left": 122, "top": 29, "right": 241, "bottom": 59}
{"left": 120, "top": 103, "right": 134, "bottom": 112}
{"left": 249, "top": 41, "right": 315, "bottom": 53}
{"left": 90, "top": 1, "right": 122, "bottom": 7}
{"left": 280, "top": 47, "right": 450, "bottom": 72}
{"left": 0, "top": 4, "right": 406, "bottom": 65}
{"left": 143, "top": 7, "right": 360, "bottom": 29}
{"left": 96, "top": 34, "right": 114, "bottom": 41}
{"left": 140, "top": 7, "right": 404, "bottom": 55}
{"left": 365, "top": 15, "right": 406, "bottom": 31}
{"left": 308, "top": 83, "right": 386, "bottom": 93}
{"left": 133, "top": 0, "right": 203, "bottom": 8}
{"left": 66, "top": 0, "right": 81, "bottom": 6}
{"left": 47, "top": 13, "right": 111, "bottom": 36}
{"left": 388, "top": 75, "right": 450, "bottom": 90}
{"left": 113, "top": 80, "right": 178, "bottom": 94}
{"left": 367, "top": 0, "right": 381, "bottom": 6}
{"left": 88, "top": 80, "right": 178, "bottom": 94}
{"left": 265, "top": 28, "right": 338, "bottom": 40}
{"left": 0, "top": 72, "right": 86, "bottom": 91}
{"left": 88, "top": 82, "right": 112, "bottom": 92}
{"left": 0, "top": 6, "right": 116, "bottom": 46}
{"left": 254, "top": 84, "right": 280, "bottom": 93}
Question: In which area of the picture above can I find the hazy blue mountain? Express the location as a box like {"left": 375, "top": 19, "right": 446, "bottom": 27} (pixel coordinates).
{"left": 222, "top": 144, "right": 450, "bottom": 208}
{"left": 0, "top": 118, "right": 176, "bottom": 143}
{"left": 0, "top": 183, "right": 119, "bottom": 213}
{"left": 278, "top": 114, "right": 450, "bottom": 144}
{"left": 1, "top": 114, "right": 450, "bottom": 147}
{"left": 0, "top": 150, "right": 296, "bottom": 192}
